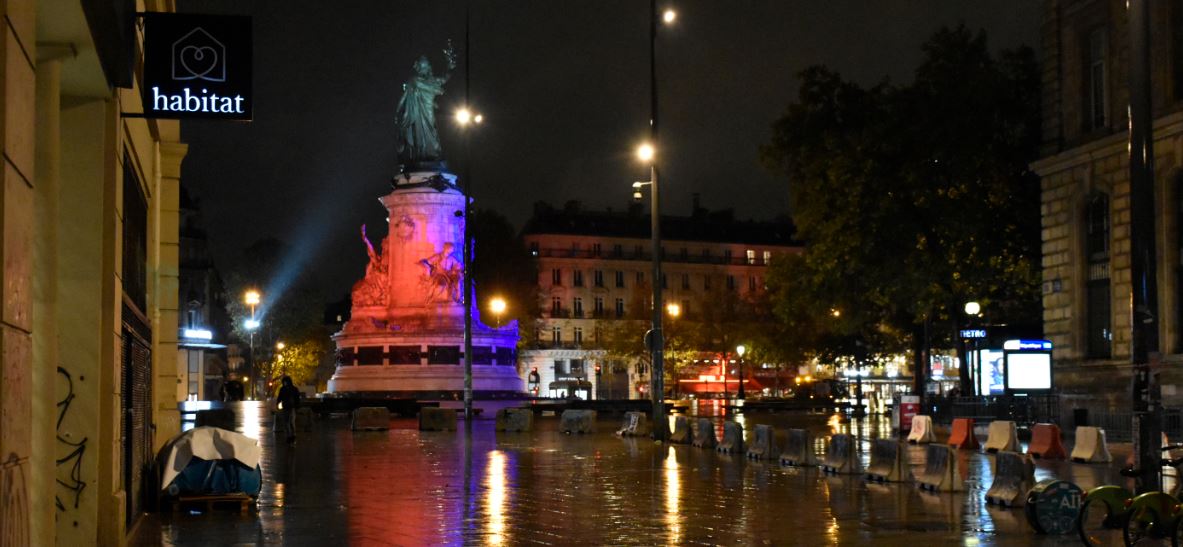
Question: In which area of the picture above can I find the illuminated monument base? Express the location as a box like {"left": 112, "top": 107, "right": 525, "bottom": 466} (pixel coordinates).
{"left": 327, "top": 171, "right": 523, "bottom": 399}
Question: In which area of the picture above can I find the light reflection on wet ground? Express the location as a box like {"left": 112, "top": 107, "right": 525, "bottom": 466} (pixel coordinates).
{"left": 136, "top": 402, "right": 1146, "bottom": 546}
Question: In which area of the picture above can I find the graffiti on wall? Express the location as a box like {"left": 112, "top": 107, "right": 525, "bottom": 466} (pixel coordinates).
{"left": 55, "top": 367, "right": 87, "bottom": 511}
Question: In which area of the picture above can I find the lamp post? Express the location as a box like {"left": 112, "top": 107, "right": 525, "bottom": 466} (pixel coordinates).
{"left": 457, "top": 0, "right": 484, "bottom": 424}
{"left": 489, "top": 296, "right": 506, "bottom": 328}
{"left": 244, "top": 290, "right": 261, "bottom": 400}
{"left": 964, "top": 301, "right": 981, "bottom": 397}
{"left": 736, "top": 344, "right": 746, "bottom": 400}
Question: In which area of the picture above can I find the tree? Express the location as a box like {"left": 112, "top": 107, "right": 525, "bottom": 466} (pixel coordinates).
{"left": 265, "top": 338, "right": 328, "bottom": 392}
{"left": 761, "top": 26, "right": 1041, "bottom": 393}
{"left": 470, "top": 208, "right": 540, "bottom": 355}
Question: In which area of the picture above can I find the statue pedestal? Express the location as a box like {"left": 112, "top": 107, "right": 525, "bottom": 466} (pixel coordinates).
{"left": 328, "top": 171, "right": 524, "bottom": 399}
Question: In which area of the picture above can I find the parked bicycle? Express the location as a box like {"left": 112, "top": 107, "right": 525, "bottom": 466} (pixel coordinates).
{"left": 1077, "top": 445, "right": 1183, "bottom": 546}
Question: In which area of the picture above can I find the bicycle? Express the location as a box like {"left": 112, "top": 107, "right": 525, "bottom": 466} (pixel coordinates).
{"left": 1077, "top": 444, "right": 1183, "bottom": 546}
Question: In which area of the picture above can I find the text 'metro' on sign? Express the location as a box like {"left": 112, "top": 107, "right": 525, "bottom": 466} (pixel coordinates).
{"left": 142, "top": 13, "right": 252, "bottom": 121}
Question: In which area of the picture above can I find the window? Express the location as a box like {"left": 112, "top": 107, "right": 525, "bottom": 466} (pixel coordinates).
{"left": 727, "top": 275, "right": 736, "bottom": 290}
{"left": 554, "top": 359, "right": 567, "bottom": 375}
{"left": 594, "top": 270, "right": 604, "bottom": 287}
{"left": 661, "top": 273, "right": 667, "bottom": 289}
{"left": 573, "top": 297, "right": 584, "bottom": 317}
{"left": 763, "top": 250, "right": 772, "bottom": 265}
{"left": 634, "top": 245, "right": 644, "bottom": 258}
{"left": 749, "top": 276, "right": 757, "bottom": 291}
{"left": 570, "top": 358, "right": 585, "bottom": 375}
{"left": 724, "top": 249, "right": 732, "bottom": 263}
{"left": 552, "top": 327, "right": 562, "bottom": 345}
{"left": 552, "top": 268, "right": 562, "bottom": 285}
{"left": 746, "top": 249, "right": 756, "bottom": 265}
{"left": 615, "top": 271, "right": 625, "bottom": 288}
{"left": 1086, "top": 193, "right": 1111, "bottom": 358}
{"left": 592, "top": 243, "right": 602, "bottom": 256}
{"left": 551, "top": 297, "right": 562, "bottom": 315}
{"left": 1086, "top": 28, "right": 1107, "bottom": 131}
{"left": 636, "top": 271, "right": 644, "bottom": 285}
{"left": 573, "top": 328, "right": 584, "bottom": 346}
{"left": 681, "top": 274, "right": 690, "bottom": 290}
{"left": 594, "top": 297, "right": 604, "bottom": 317}
{"left": 573, "top": 270, "right": 584, "bottom": 287}
{"left": 615, "top": 298, "right": 625, "bottom": 318}
{"left": 613, "top": 244, "right": 623, "bottom": 257}
{"left": 594, "top": 327, "right": 602, "bottom": 345}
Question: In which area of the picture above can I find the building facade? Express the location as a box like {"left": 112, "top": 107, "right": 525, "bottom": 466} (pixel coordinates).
{"left": 1, "top": 1, "right": 188, "bottom": 545}
{"left": 177, "top": 186, "right": 231, "bottom": 401}
{"left": 1034, "top": 0, "right": 1183, "bottom": 410}
{"left": 519, "top": 200, "right": 800, "bottom": 399}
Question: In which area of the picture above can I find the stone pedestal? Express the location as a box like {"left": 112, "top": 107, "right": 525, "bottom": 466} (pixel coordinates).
{"left": 327, "top": 171, "right": 523, "bottom": 398}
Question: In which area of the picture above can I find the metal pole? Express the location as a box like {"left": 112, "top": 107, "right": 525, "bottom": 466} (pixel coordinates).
{"left": 1128, "top": 0, "right": 1161, "bottom": 494}
{"left": 646, "top": 0, "right": 666, "bottom": 441}
{"left": 737, "top": 357, "right": 745, "bottom": 399}
{"left": 462, "top": 0, "right": 474, "bottom": 423}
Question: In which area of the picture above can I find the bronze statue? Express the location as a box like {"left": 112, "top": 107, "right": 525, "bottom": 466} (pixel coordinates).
{"left": 396, "top": 41, "right": 455, "bottom": 166}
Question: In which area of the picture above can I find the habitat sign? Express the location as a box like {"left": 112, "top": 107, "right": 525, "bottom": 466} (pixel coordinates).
{"left": 142, "top": 13, "right": 252, "bottom": 120}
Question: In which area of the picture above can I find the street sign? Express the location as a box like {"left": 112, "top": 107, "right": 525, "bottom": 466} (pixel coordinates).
{"left": 142, "top": 13, "right": 253, "bottom": 120}
{"left": 960, "top": 329, "right": 987, "bottom": 339}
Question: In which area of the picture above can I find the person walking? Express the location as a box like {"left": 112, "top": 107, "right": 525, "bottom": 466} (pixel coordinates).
{"left": 276, "top": 376, "right": 300, "bottom": 445}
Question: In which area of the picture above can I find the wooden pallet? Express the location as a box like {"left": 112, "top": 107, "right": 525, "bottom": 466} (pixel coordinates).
{"left": 170, "top": 493, "right": 255, "bottom": 514}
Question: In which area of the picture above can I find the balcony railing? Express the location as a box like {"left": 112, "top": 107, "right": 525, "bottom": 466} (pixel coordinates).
{"left": 533, "top": 247, "right": 770, "bottom": 266}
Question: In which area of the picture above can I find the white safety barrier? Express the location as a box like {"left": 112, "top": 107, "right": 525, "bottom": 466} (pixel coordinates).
{"left": 351, "top": 407, "right": 390, "bottom": 431}
{"left": 616, "top": 411, "right": 649, "bottom": 437}
{"left": 1070, "top": 426, "right": 1113, "bottom": 463}
{"left": 780, "top": 428, "right": 817, "bottom": 467}
{"left": 865, "top": 439, "right": 911, "bottom": 482}
{"left": 692, "top": 418, "right": 717, "bottom": 449}
{"left": 984, "top": 450, "right": 1034, "bottom": 507}
{"left": 669, "top": 416, "right": 692, "bottom": 444}
{"left": 906, "top": 415, "right": 936, "bottom": 444}
{"left": 717, "top": 421, "right": 745, "bottom": 454}
{"left": 746, "top": 424, "right": 778, "bottom": 460}
{"left": 916, "top": 444, "right": 963, "bottom": 492}
{"left": 821, "top": 434, "right": 862, "bottom": 475}
{"left": 983, "top": 420, "right": 1020, "bottom": 453}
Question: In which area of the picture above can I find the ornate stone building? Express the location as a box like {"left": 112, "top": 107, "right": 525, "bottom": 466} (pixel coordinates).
{"left": 1034, "top": 0, "right": 1183, "bottom": 409}
{"left": 519, "top": 200, "right": 800, "bottom": 399}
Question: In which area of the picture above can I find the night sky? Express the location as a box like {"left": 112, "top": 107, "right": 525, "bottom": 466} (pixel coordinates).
{"left": 178, "top": 0, "right": 1040, "bottom": 300}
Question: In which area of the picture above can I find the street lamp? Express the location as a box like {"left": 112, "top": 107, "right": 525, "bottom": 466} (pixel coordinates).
{"left": 458, "top": 3, "right": 482, "bottom": 424}
{"left": 243, "top": 290, "right": 262, "bottom": 400}
{"left": 489, "top": 296, "right": 507, "bottom": 328}
{"left": 665, "top": 302, "right": 680, "bottom": 318}
{"left": 736, "top": 344, "right": 747, "bottom": 400}
{"left": 964, "top": 300, "right": 981, "bottom": 397}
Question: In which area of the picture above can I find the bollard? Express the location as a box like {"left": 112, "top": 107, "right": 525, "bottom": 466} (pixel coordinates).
{"left": 295, "top": 407, "right": 313, "bottom": 432}
{"left": 559, "top": 409, "right": 597, "bottom": 434}
{"left": 865, "top": 439, "right": 911, "bottom": 482}
{"left": 1070, "top": 426, "right": 1113, "bottom": 463}
{"left": 419, "top": 407, "right": 458, "bottom": 431}
{"left": 746, "top": 424, "right": 778, "bottom": 460}
{"left": 669, "top": 416, "right": 692, "bottom": 444}
{"left": 821, "top": 434, "right": 862, "bottom": 475}
{"left": 717, "top": 421, "right": 745, "bottom": 454}
{"left": 351, "top": 407, "right": 391, "bottom": 431}
{"left": 692, "top": 418, "right": 717, "bottom": 449}
{"left": 616, "top": 411, "right": 650, "bottom": 437}
{"left": 495, "top": 408, "right": 534, "bottom": 432}
{"left": 948, "top": 418, "right": 980, "bottom": 449}
{"left": 1026, "top": 423, "right": 1067, "bottom": 460}
{"left": 917, "top": 444, "right": 963, "bottom": 492}
{"left": 983, "top": 420, "right": 1020, "bottom": 453}
{"left": 906, "top": 415, "right": 936, "bottom": 444}
{"left": 780, "top": 428, "right": 818, "bottom": 467}
{"left": 985, "top": 450, "right": 1035, "bottom": 507}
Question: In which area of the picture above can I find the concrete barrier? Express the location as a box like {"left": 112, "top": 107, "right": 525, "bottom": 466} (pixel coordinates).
{"left": 195, "top": 408, "right": 236, "bottom": 430}
{"left": 984, "top": 450, "right": 1035, "bottom": 507}
{"left": 1026, "top": 423, "right": 1067, "bottom": 460}
{"left": 692, "top": 418, "right": 716, "bottom": 449}
{"left": 669, "top": 416, "right": 692, "bottom": 444}
{"left": 948, "top": 418, "right": 980, "bottom": 449}
{"left": 865, "top": 439, "right": 912, "bottom": 482}
{"left": 821, "top": 434, "right": 862, "bottom": 475}
{"left": 495, "top": 408, "right": 534, "bottom": 432}
{"left": 746, "top": 424, "right": 778, "bottom": 460}
{"left": 295, "top": 407, "right": 313, "bottom": 432}
{"left": 917, "top": 444, "right": 964, "bottom": 492}
{"left": 717, "top": 421, "right": 745, "bottom": 454}
{"left": 616, "top": 411, "right": 649, "bottom": 437}
{"left": 351, "top": 407, "right": 390, "bottom": 431}
{"left": 983, "top": 420, "right": 1019, "bottom": 453}
{"left": 1070, "top": 426, "right": 1113, "bottom": 463}
{"left": 780, "top": 428, "right": 818, "bottom": 467}
{"left": 419, "top": 407, "right": 458, "bottom": 431}
{"left": 559, "top": 409, "right": 597, "bottom": 434}
{"left": 906, "top": 415, "right": 936, "bottom": 444}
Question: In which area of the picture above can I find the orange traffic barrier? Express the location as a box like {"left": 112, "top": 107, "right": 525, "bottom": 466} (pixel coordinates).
{"left": 1027, "top": 423, "right": 1067, "bottom": 460}
{"left": 948, "top": 418, "right": 979, "bottom": 449}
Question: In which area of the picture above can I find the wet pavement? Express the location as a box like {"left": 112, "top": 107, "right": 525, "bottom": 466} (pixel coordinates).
{"left": 132, "top": 401, "right": 1152, "bottom": 546}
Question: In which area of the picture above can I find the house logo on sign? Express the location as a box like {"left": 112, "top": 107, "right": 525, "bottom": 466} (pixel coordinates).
{"left": 172, "top": 27, "right": 226, "bottom": 82}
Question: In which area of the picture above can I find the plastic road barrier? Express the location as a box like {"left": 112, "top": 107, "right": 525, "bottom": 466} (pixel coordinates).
{"left": 948, "top": 418, "right": 980, "bottom": 450}
{"left": 669, "top": 416, "right": 692, "bottom": 444}
{"left": 692, "top": 418, "right": 717, "bottom": 449}
{"left": 780, "top": 428, "right": 818, "bottom": 467}
{"left": 985, "top": 450, "right": 1035, "bottom": 507}
{"left": 495, "top": 408, "right": 534, "bottom": 432}
{"left": 351, "top": 407, "right": 390, "bottom": 431}
{"left": 616, "top": 411, "right": 649, "bottom": 437}
{"left": 906, "top": 415, "right": 936, "bottom": 444}
{"left": 917, "top": 444, "right": 964, "bottom": 492}
{"left": 821, "top": 434, "right": 862, "bottom": 475}
{"left": 983, "top": 420, "right": 1020, "bottom": 453}
{"left": 746, "top": 424, "right": 778, "bottom": 460}
{"left": 295, "top": 407, "right": 313, "bottom": 432}
{"left": 1024, "top": 479, "right": 1083, "bottom": 535}
{"left": 419, "top": 407, "right": 458, "bottom": 431}
{"left": 1070, "top": 426, "right": 1113, "bottom": 463}
{"left": 865, "top": 439, "right": 912, "bottom": 482}
{"left": 717, "top": 421, "right": 745, "bottom": 454}
{"left": 559, "top": 409, "right": 597, "bottom": 434}
{"left": 1027, "top": 423, "right": 1067, "bottom": 460}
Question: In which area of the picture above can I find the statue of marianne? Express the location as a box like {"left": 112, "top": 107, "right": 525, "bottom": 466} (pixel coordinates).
{"left": 395, "top": 41, "right": 455, "bottom": 166}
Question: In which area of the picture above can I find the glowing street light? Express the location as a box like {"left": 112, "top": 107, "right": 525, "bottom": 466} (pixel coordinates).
{"left": 489, "top": 297, "right": 507, "bottom": 328}
{"left": 665, "top": 302, "right": 681, "bottom": 318}
{"left": 456, "top": 107, "right": 472, "bottom": 125}
{"left": 964, "top": 301, "right": 981, "bottom": 316}
{"left": 830, "top": 308, "right": 841, "bottom": 318}
{"left": 244, "top": 290, "right": 260, "bottom": 306}
{"left": 244, "top": 318, "right": 261, "bottom": 330}
{"left": 736, "top": 344, "right": 747, "bottom": 400}
{"left": 637, "top": 143, "right": 655, "bottom": 162}
{"left": 276, "top": 341, "right": 285, "bottom": 350}
{"left": 243, "top": 289, "right": 262, "bottom": 400}
{"left": 662, "top": 8, "right": 677, "bottom": 24}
